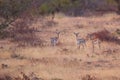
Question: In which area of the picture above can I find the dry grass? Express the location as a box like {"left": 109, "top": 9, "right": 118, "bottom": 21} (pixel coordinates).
{"left": 0, "top": 72, "right": 43, "bottom": 80}
{"left": 0, "top": 13, "right": 120, "bottom": 80}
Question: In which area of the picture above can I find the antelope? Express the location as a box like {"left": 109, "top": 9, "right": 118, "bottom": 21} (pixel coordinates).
{"left": 87, "top": 33, "right": 101, "bottom": 52}
{"left": 74, "top": 32, "right": 86, "bottom": 49}
{"left": 50, "top": 31, "right": 61, "bottom": 46}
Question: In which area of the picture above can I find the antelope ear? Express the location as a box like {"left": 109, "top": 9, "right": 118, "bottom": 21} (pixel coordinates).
{"left": 55, "top": 31, "right": 61, "bottom": 34}
{"left": 74, "top": 32, "right": 79, "bottom": 35}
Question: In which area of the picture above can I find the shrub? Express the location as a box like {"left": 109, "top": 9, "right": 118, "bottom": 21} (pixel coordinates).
{"left": 11, "top": 53, "right": 25, "bottom": 59}
{"left": 82, "top": 74, "right": 97, "bottom": 80}
{"left": 51, "top": 78, "right": 63, "bottom": 80}
{"left": 116, "top": 29, "right": 120, "bottom": 35}
{"left": 95, "top": 29, "right": 120, "bottom": 44}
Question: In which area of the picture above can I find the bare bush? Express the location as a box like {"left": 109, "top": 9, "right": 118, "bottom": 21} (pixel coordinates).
{"left": 11, "top": 53, "right": 25, "bottom": 60}
{"left": 116, "top": 29, "right": 120, "bottom": 35}
{"left": 0, "top": 72, "right": 43, "bottom": 80}
{"left": 0, "top": 30, "right": 9, "bottom": 39}
{"left": 51, "top": 78, "right": 63, "bottom": 80}
{"left": 42, "top": 20, "right": 58, "bottom": 28}
{"left": 0, "top": 74, "right": 13, "bottom": 80}
{"left": 1, "top": 64, "right": 8, "bottom": 69}
{"left": 93, "top": 29, "right": 120, "bottom": 44}
{"left": 8, "top": 19, "right": 45, "bottom": 47}
{"left": 82, "top": 74, "right": 97, "bottom": 80}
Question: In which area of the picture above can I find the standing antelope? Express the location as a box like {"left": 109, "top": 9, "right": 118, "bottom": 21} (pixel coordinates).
{"left": 87, "top": 33, "right": 101, "bottom": 52}
{"left": 74, "top": 32, "right": 86, "bottom": 49}
{"left": 50, "top": 31, "right": 61, "bottom": 46}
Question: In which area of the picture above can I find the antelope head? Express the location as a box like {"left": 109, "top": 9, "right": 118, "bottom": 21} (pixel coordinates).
{"left": 86, "top": 33, "right": 94, "bottom": 40}
{"left": 55, "top": 30, "right": 61, "bottom": 39}
{"left": 74, "top": 32, "right": 80, "bottom": 39}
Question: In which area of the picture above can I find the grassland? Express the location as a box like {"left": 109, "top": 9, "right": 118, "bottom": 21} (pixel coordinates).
{"left": 0, "top": 13, "right": 120, "bottom": 80}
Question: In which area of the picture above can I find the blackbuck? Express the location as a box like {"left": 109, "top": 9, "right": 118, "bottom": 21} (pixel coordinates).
{"left": 74, "top": 32, "right": 86, "bottom": 49}
{"left": 87, "top": 33, "right": 101, "bottom": 52}
{"left": 50, "top": 31, "right": 61, "bottom": 46}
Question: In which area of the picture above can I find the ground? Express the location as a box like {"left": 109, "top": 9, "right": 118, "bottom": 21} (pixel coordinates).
{"left": 0, "top": 13, "right": 120, "bottom": 80}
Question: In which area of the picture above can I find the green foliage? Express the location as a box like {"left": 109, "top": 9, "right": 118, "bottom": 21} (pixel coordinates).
{"left": 106, "top": 0, "right": 120, "bottom": 11}
{"left": 0, "top": 0, "right": 33, "bottom": 31}
{"left": 39, "top": 0, "right": 78, "bottom": 15}
{"left": 116, "top": 29, "right": 120, "bottom": 35}
{"left": 39, "top": 3, "right": 53, "bottom": 15}
{"left": 0, "top": 23, "right": 8, "bottom": 30}
{"left": 0, "top": 28, "right": 7, "bottom": 39}
{"left": 0, "top": 0, "right": 33, "bottom": 38}
{"left": 114, "top": 0, "right": 120, "bottom": 14}
{"left": 106, "top": 0, "right": 117, "bottom": 5}
{"left": 0, "top": 0, "right": 32, "bottom": 19}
